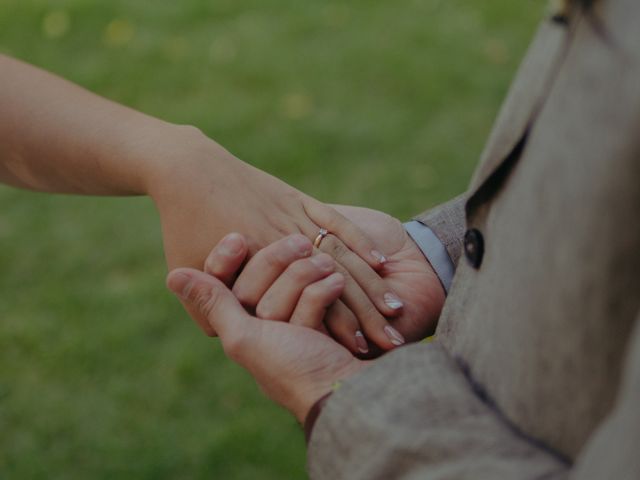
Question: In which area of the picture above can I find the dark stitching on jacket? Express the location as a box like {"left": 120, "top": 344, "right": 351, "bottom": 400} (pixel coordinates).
{"left": 453, "top": 354, "right": 573, "bottom": 467}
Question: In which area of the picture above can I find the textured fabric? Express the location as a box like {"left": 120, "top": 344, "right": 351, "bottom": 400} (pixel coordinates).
{"left": 309, "top": 343, "right": 569, "bottom": 480}
{"left": 403, "top": 220, "right": 455, "bottom": 293}
{"left": 569, "top": 317, "right": 640, "bottom": 480}
{"left": 308, "top": 1, "right": 640, "bottom": 478}
{"left": 438, "top": 0, "right": 640, "bottom": 457}
{"left": 466, "top": 13, "right": 568, "bottom": 194}
{"left": 309, "top": 314, "right": 640, "bottom": 480}
{"left": 412, "top": 195, "right": 466, "bottom": 268}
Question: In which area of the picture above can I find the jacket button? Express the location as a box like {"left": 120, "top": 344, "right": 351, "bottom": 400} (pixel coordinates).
{"left": 464, "top": 229, "right": 484, "bottom": 269}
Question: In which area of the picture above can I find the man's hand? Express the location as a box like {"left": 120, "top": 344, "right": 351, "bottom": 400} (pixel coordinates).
{"left": 166, "top": 266, "right": 367, "bottom": 423}
{"left": 329, "top": 205, "right": 446, "bottom": 344}
{"left": 199, "top": 232, "right": 409, "bottom": 355}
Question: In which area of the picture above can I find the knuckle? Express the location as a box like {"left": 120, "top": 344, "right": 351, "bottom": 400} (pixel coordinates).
{"left": 256, "top": 296, "right": 287, "bottom": 321}
{"left": 255, "top": 301, "right": 275, "bottom": 320}
{"left": 188, "top": 282, "right": 220, "bottom": 318}
{"left": 302, "top": 284, "right": 326, "bottom": 305}
{"left": 285, "top": 259, "right": 313, "bottom": 282}
{"left": 204, "top": 255, "right": 218, "bottom": 275}
{"left": 261, "top": 248, "right": 287, "bottom": 270}
{"left": 321, "top": 209, "right": 344, "bottom": 231}
{"left": 288, "top": 233, "right": 310, "bottom": 247}
{"left": 282, "top": 189, "right": 301, "bottom": 203}
{"left": 322, "top": 236, "right": 348, "bottom": 260}
{"left": 232, "top": 285, "right": 255, "bottom": 308}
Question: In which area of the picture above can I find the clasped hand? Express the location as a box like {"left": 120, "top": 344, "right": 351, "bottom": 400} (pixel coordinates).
{"left": 166, "top": 205, "right": 445, "bottom": 422}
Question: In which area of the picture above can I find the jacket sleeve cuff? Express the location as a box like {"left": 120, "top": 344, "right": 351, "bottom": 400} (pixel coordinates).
{"left": 304, "top": 391, "right": 333, "bottom": 444}
{"left": 307, "top": 342, "right": 568, "bottom": 479}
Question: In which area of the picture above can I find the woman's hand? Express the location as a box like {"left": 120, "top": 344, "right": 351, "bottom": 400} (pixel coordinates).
{"left": 148, "top": 130, "right": 404, "bottom": 348}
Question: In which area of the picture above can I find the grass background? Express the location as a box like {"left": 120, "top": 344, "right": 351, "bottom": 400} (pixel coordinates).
{"left": 0, "top": 1, "right": 544, "bottom": 478}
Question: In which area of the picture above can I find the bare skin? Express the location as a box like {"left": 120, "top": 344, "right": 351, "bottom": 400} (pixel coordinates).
{"left": 166, "top": 210, "right": 444, "bottom": 421}
{"left": 0, "top": 54, "right": 417, "bottom": 346}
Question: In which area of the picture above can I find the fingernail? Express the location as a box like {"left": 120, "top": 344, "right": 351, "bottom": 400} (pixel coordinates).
{"left": 355, "top": 330, "right": 369, "bottom": 354}
{"left": 371, "top": 250, "right": 387, "bottom": 264}
{"left": 384, "top": 325, "right": 405, "bottom": 347}
{"left": 287, "top": 234, "right": 312, "bottom": 257}
{"left": 384, "top": 292, "right": 404, "bottom": 310}
{"left": 167, "top": 271, "right": 193, "bottom": 299}
{"left": 219, "top": 233, "right": 244, "bottom": 256}
{"left": 310, "top": 253, "right": 334, "bottom": 271}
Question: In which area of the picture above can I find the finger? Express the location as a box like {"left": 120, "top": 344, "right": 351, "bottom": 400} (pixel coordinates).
{"left": 323, "top": 301, "right": 368, "bottom": 356}
{"left": 232, "top": 234, "right": 313, "bottom": 310}
{"left": 317, "top": 233, "right": 405, "bottom": 318}
{"left": 289, "top": 272, "right": 345, "bottom": 329}
{"left": 189, "top": 233, "right": 248, "bottom": 336}
{"left": 167, "top": 268, "right": 255, "bottom": 362}
{"left": 183, "top": 301, "right": 217, "bottom": 337}
{"left": 303, "top": 199, "right": 388, "bottom": 270}
{"left": 256, "top": 253, "right": 336, "bottom": 321}
{"left": 203, "top": 233, "right": 249, "bottom": 287}
{"left": 320, "top": 248, "right": 405, "bottom": 351}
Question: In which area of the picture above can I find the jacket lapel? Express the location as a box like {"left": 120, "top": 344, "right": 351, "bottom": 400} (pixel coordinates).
{"left": 467, "top": 18, "right": 572, "bottom": 203}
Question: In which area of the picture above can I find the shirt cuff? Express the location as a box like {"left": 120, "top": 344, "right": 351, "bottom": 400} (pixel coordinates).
{"left": 403, "top": 220, "right": 455, "bottom": 294}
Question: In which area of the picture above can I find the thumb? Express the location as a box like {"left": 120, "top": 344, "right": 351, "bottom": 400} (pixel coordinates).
{"left": 167, "top": 268, "right": 251, "bottom": 341}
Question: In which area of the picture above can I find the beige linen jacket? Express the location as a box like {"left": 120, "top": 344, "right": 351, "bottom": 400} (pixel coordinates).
{"left": 308, "top": 1, "right": 640, "bottom": 478}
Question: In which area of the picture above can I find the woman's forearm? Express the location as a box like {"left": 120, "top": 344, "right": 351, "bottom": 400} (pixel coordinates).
{"left": 0, "top": 54, "right": 400, "bottom": 346}
{"left": 0, "top": 53, "right": 208, "bottom": 196}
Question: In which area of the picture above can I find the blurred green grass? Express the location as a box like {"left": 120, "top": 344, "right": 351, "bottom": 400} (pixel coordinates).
{"left": 0, "top": 0, "right": 544, "bottom": 478}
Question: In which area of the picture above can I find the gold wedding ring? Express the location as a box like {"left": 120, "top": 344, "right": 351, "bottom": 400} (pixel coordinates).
{"left": 313, "top": 228, "right": 329, "bottom": 248}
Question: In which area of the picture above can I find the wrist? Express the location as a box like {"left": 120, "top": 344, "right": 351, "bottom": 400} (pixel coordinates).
{"left": 294, "top": 359, "right": 371, "bottom": 425}
{"left": 293, "top": 386, "right": 334, "bottom": 425}
{"left": 303, "top": 391, "right": 334, "bottom": 443}
{"left": 142, "top": 123, "right": 255, "bottom": 269}
{"left": 136, "top": 123, "right": 241, "bottom": 201}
